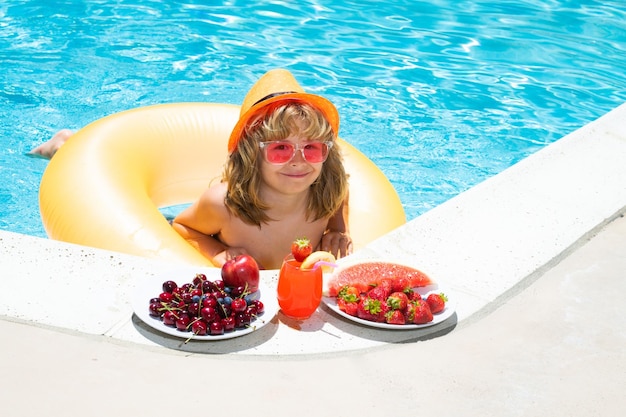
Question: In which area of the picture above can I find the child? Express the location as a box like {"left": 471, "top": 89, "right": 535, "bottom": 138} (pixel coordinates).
{"left": 171, "top": 69, "right": 352, "bottom": 269}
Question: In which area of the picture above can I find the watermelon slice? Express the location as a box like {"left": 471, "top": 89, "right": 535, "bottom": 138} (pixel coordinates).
{"left": 326, "top": 261, "right": 433, "bottom": 297}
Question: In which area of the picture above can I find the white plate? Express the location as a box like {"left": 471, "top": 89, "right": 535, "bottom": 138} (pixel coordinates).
{"left": 322, "top": 285, "right": 456, "bottom": 330}
{"left": 132, "top": 268, "right": 278, "bottom": 341}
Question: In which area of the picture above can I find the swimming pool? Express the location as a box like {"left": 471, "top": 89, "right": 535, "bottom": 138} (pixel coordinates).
{"left": 1, "top": 0, "right": 625, "bottom": 238}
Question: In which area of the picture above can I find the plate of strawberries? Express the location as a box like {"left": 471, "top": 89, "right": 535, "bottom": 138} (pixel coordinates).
{"left": 321, "top": 260, "right": 456, "bottom": 329}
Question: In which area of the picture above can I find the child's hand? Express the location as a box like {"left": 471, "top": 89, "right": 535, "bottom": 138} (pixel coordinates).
{"left": 321, "top": 231, "right": 353, "bottom": 259}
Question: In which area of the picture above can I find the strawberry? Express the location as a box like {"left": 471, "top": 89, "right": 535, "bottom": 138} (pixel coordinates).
{"left": 367, "top": 286, "right": 387, "bottom": 302}
{"left": 291, "top": 237, "right": 312, "bottom": 262}
{"left": 357, "top": 296, "right": 388, "bottom": 322}
{"left": 337, "top": 286, "right": 360, "bottom": 303}
{"left": 337, "top": 298, "right": 358, "bottom": 316}
{"left": 385, "top": 309, "right": 406, "bottom": 325}
{"left": 407, "top": 289, "right": 422, "bottom": 301}
{"left": 386, "top": 291, "right": 409, "bottom": 311}
{"left": 390, "top": 276, "right": 411, "bottom": 293}
{"left": 337, "top": 286, "right": 360, "bottom": 316}
{"left": 367, "top": 279, "right": 393, "bottom": 301}
{"left": 407, "top": 300, "right": 433, "bottom": 324}
{"left": 425, "top": 292, "right": 447, "bottom": 314}
{"left": 379, "top": 279, "right": 393, "bottom": 296}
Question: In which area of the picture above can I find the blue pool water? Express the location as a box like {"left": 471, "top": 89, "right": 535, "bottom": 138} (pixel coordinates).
{"left": 1, "top": 0, "right": 625, "bottom": 238}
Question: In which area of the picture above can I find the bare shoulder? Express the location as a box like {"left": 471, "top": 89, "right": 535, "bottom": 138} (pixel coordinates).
{"left": 174, "top": 182, "right": 229, "bottom": 235}
{"left": 198, "top": 182, "right": 228, "bottom": 208}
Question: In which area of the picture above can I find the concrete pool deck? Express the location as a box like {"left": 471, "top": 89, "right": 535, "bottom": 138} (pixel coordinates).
{"left": 1, "top": 103, "right": 625, "bottom": 415}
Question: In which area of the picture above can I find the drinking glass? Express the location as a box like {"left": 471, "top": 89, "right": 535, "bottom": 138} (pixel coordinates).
{"left": 277, "top": 255, "right": 323, "bottom": 319}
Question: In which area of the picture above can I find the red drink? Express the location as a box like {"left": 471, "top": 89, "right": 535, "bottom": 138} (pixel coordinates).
{"left": 277, "top": 256, "right": 323, "bottom": 319}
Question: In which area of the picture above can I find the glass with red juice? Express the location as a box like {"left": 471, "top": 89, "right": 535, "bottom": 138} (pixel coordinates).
{"left": 277, "top": 255, "right": 323, "bottom": 319}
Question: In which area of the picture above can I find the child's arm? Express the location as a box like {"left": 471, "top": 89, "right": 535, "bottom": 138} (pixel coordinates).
{"left": 171, "top": 184, "right": 249, "bottom": 267}
{"left": 321, "top": 192, "right": 352, "bottom": 258}
{"left": 170, "top": 220, "right": 229, "bottom": 266}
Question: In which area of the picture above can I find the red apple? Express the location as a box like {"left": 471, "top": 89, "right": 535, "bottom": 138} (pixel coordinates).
{"left": 221, "top": 254, "right": 260, "bottom": 292}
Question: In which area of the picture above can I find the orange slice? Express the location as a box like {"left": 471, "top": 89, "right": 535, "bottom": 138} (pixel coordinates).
{"left": 300, "top": 251, "right": 337, "bottom": 272}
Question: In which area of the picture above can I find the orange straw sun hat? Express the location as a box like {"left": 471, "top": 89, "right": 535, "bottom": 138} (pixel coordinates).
{"left": 227, "top": 68, "right": 340, "bottom": 153}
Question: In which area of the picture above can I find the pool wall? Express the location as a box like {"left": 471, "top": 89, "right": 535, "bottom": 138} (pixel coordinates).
{"left": 0, "top": 101, "right": 625, "bottom": 355}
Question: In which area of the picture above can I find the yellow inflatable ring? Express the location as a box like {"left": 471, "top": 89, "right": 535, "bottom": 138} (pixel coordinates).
{"left": 39, "top": 103, "right": 406, "bottom": 266}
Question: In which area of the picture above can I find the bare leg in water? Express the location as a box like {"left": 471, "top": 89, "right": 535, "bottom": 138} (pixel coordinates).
{"left": 28, "top": 129, "right": 73, "bottom": 160}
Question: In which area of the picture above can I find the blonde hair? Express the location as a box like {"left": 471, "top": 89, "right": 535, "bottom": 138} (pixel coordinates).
{"left": 223, "top": 102, "right": 348, "bottom": 226}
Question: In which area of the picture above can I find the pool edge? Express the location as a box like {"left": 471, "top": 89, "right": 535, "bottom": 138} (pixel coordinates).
{"left": 1, "top": 101, "right": 626, "bottom": 352}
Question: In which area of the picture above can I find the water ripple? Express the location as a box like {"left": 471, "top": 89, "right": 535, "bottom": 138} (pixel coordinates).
{"left": 1, "top": 0, "right": 625, "bottom": 236}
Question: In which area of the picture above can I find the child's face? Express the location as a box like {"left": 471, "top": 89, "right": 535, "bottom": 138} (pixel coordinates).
{"left": 258, "top": 132, "right": 325, "bottom": 196}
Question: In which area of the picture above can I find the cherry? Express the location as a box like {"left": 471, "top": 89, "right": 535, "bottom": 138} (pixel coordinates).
{"left": 252, "top": 300, "right": 265, "bottom": 314}
{"left": 213, "top": 280, "right": 225, "bottom": 291}
{"left": 200, "top": 306, "right": 218, "bottom": 323}
{"left": 202, "top": 296, "right": 218, "bottom": 309}
{"left": 162, "top": 310, "right": 178, "bottom": 326}
{"left": 193, "top": 273, "right": 207, "bottom": 286}
{"left": 188, "top": 302, "right": 200, "bottom": 316}
{"left": 234, "top": 311, "right": 251, "bottom": 328}
{"left": 201, "top": 280, "right": 215, "bottom": 293}
{"left": 175, "top": 313, "right": 191, "bottom": 331}
{"left": 231, "top": 298, "right": 247, "bottom": 313}
{"left": 162, "top": 280, "right": 177, "bottom": 293}
{"left": 218, "top": 304, "right": 231, "bottom": 319}
{"left": 191, "top": 319, "right": 207, "bottom": 336}
{"left": 159, "top": 292, "right": 173, "bottom": 303}
{"left": 209, "top": 321, "right": 224, "bottom": 335}
{"left": 230, "top": 286, "right": 246, "bottom": 298}
{"left": 181, "top": 292, "right": 193, "bottom": 304}
{"left": 246, "top": 305, "right": 258, "bottom": 317}
{"left": 221, "top": 316, "right": 236, "bottom": 332}
{"left": 149, "top": 302, "right": 162, "bottom": 317}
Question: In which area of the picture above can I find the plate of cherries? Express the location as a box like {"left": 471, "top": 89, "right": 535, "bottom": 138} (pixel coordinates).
{"left": 132, "top": 266, "right": 277, "bottom": 341}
